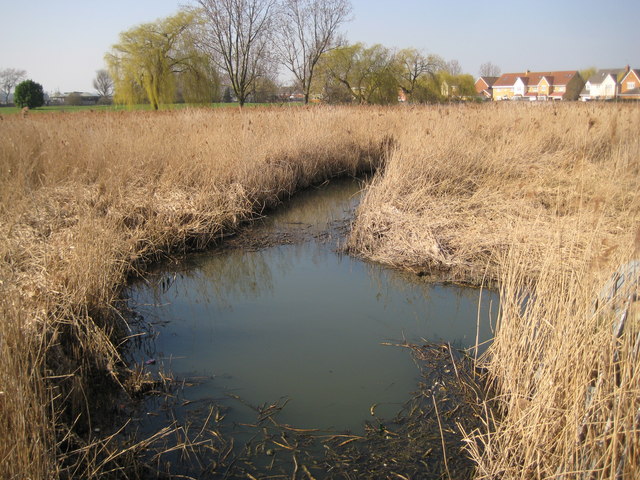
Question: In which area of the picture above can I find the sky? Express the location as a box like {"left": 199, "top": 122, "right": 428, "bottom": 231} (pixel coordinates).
{"left": 1, "top": 0, "right": 638, "bottom": 94}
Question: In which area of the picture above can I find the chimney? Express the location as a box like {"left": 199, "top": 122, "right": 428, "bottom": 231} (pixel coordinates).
{"left": 626, "top": 65, "right": 631, "bottom": 73}
{"left": 525, "top": 69, "right": 530, "bottom": 76}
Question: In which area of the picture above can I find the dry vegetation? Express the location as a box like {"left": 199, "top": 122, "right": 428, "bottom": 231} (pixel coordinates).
{"left": 0, "top": 106, "right": 391, "bottom": 478}
{"left": 1, "top": 102, "right": 638, "bottom": 479}
{"left": 348, "top": 103, "right": 640, "bottom": 478}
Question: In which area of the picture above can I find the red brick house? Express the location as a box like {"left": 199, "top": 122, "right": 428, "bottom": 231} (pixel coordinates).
{"left": 618, "top": 68, "right": 640, "bottom": 100}
{"left": 475, "top": 76, "right": 498, "bottom": 99}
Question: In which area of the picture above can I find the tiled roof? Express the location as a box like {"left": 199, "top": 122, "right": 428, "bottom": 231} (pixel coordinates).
{"left": 493, "top": 73, "right": 527, "bottom": 87}
{"left": 587, "top": 69, "right": 625, "bottom": 85}
{"left": 621, "top": 69, "right": 640, "bottom": 83}
{"left": 478, "top": 76, "right": 498, "bottom": 86}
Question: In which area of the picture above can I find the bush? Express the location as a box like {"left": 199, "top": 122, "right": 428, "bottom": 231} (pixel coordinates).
{"left": 14, "top": 80, "right": 45, "bottom": 109}
{"left": 65, "top": 93, "right": 83, "bottom": 106}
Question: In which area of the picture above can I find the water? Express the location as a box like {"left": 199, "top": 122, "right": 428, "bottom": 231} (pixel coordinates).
{"left": 126, "top": 179, "right": 497, "bottom": 435}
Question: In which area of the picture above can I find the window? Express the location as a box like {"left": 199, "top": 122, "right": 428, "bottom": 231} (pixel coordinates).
{"left": 628, "top": 82, "right": 636, "bottom": 90}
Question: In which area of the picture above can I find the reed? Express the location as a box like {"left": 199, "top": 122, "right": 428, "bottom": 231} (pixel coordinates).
{"left": 0, "top": 106, "right": 390, "bottom": 477}
{"left": 1, "top": 102, "right": 638, "bottom": 478}
{"left": 348, "top": 102, "right": 640, "bottom": 478}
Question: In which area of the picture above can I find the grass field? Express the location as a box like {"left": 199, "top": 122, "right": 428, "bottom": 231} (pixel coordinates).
{"left": 0, "top": 103, "right": 638, "bottom": 478}
{"left": 0, "top": 102, "right": 298, "bottom": 115}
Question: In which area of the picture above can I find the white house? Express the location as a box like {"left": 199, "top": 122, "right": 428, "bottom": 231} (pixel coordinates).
{"left": 580, "top": 69, "right": 626, "bottom": 100}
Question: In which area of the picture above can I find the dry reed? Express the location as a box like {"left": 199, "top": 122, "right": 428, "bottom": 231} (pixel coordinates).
{"left": 1, "top": 102, "right": 638, "bottom": 478}
{"left": 348, "top": 102, "right": 640, "bottom": 479}
{"left": 0, "top": 106, "right": 390, "bottom": 478}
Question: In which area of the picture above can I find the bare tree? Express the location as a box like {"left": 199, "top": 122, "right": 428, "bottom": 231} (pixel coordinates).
{"left": 195, "top": 0, "right": 277, "bottom": 107}
{"left": 276, "top": 0, "right": 352, "bottom": 104}
{"left": 0, "top": 68, "right": 27, "bottom": 104}
{"left": 93, "top": 69, "right": 114, "bottom": 100}
{"left": 445, "top": 59, "right": 462, "bottom": 76}
{"left": 479, "top": 61, "right": 501, "bottom": 77}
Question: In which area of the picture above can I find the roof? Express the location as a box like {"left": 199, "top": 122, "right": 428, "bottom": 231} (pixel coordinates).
{"left": 494, "top": 70, "right": 579, "bottom": 88}
{"left": 493, "top": 72, "right": 527, "bottom": 87}
{"left": 477, "top": 76, "right": 498, "bottom": 86}
{"left": 621, "top": 69, "right": 640, "bottom": 83}
{"left": 587, "top": 69, "right": 625, "bottom": 85}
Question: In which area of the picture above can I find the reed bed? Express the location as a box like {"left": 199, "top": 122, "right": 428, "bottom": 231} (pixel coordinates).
{"left": 1, "top": 102, "right": 638, "bottom": 478}
{"left": 348, "top": 102, "right": 640, "bottom": 478}
{"left": 0, "top": 106, "right": 391, "bottom": 478}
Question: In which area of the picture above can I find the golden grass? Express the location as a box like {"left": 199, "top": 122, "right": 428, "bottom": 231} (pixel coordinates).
{"left": 1, "top": 102, "right": 638, "bottom": 478}
{"left": 0, "top": 106, "right": 390, "bottom": 477}
{"left": 348, "top": 102, "right": 640, "bottom": 478}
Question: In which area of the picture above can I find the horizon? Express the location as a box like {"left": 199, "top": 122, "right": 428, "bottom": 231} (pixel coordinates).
{"left": 1, "top": 0, "right": 638, "bottom": 94}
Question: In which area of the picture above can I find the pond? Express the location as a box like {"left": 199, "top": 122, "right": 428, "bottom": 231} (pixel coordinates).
{"left": 124, "top": 178, "right": 497, "bottom": 476}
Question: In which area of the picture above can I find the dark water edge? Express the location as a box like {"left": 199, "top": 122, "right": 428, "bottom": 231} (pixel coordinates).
{"left": 116, "top": 178, "right": 497, "bottom": 478}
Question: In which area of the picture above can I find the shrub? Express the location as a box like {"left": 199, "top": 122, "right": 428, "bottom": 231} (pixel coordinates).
{"left": 14, "top": 79, "right": 45, "bottom": 109}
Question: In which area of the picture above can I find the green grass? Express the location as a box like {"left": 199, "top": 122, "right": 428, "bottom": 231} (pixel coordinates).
{"left": 0, "top": 101, "right": 303, "bottom": 115}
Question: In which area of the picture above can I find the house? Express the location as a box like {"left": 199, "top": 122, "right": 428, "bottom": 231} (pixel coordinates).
{"left": 492, "top": 70, "right": 584, "bottom": 101}
{"left": 475, "top": 76, "right": 498, "bottom": 100}
{"left": 49, "top": 91, "right": 100, "bottom": 105}
{"left": 579, "top": 68, "right": 626, "bottom": 101}
{"left": 618, "top": 68, "right": 640, "bottom": 100}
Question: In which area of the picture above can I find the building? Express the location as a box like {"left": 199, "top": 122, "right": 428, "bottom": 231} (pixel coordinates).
{"left": 49, "top": 91, "right": 101, "bottom": 106}
{"left": 492, "top": 70, "right": 584, "bottom": 101}
{"left": 579, "top": 69, "right": 626, "bottom": 101}
{"left": 617, "top": 68, "right": 640, "bottom": 100}
{"left": 475, "top": 76, "right": 498, "bottom": 100}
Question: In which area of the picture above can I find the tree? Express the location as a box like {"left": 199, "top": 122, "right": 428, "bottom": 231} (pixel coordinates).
{"left": 479, "top": 61, "right": 501, "bottom": 77}
{"left": 395, "top": 48, "right": 444, "bottom": 102}
{"left": 195, "top": 0, "right": 277, "bottom": 107}
{"left": 317, "top": 43, "right": 398, "bottom": 104}
{"left": 93, "top": 69, "right": 114, "bottom": 101}
{"left": 445, "top": 59, "right": 462, "bottom": 76}
{"left": 412, "top": 74, "right": 443, "bottom": 103}
{"left": 276, "top": 0, "right": 352, "bottom": 104}
{"left": 0, "top": 68, "right": 27, "bottom": 104}
{"left": 106, "top": 10, "right": 204, "bottom": 109}
{"left": 65, "top": 92, "right": 84, "bottom": 106}
{"left": 14, "top": 80, "right": 45, "bottom": 109}
{"left": 580, "top": 66, "right": 597, "bottom": 82}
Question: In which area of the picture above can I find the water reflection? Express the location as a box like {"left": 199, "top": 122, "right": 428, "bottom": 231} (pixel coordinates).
{"left": 127, "top": 179, "right": 497, "bottom": 433}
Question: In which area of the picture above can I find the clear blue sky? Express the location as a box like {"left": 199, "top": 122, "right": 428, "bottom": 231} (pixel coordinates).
{"left": 1, "top": 0, "right": 638, "bottom": 93}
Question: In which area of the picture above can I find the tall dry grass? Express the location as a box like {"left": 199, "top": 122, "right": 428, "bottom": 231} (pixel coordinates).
{"left": 1, "top": 103, "right": 638, "bottom": 478}
{"left": 348, "top": 102, "right": 640, "bottom": 478}
{"left": 0, "top": 106, "right": 392, "bottom": 478}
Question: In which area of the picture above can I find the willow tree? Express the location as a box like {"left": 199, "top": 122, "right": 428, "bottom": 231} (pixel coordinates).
{"left": 316, "top": 43, "right": 399, "bottom": 104}
{"left": 395, "top": 48, "right": 444, "bottom": 102}
{"left": 106, "top": 11, "right": 210, "bottom": 109}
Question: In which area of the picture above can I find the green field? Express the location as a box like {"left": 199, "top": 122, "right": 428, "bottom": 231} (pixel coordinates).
{"left": 0, "top": 102, "right": 295, "bottom": 114}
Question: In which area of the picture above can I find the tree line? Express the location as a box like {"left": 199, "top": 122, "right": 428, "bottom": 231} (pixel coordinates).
{"left": 105, "top": 0, "right": 480, "bottom": 108}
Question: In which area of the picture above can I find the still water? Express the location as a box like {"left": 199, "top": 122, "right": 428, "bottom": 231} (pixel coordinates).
{"left": 126, "top": 179, "right": 497, "bottom": 433}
